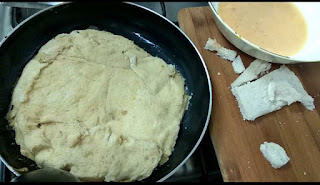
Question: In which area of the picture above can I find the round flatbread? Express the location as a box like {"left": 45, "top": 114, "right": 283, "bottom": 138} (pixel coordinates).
{"left": 7, "top": 29, "right": 189, "bottom": 182}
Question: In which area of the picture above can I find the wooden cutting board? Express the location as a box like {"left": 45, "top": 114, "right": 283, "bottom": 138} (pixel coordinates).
{"left": 178, "top": 6, "right": 320, "bottom": 182}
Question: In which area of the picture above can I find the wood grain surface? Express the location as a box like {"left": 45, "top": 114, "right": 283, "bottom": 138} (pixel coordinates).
{"left": 178, "top": 6, "right": 320, "bottom": 182}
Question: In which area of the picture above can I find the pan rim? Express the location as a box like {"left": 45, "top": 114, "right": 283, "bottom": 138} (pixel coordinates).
{"left": 0, "top": 2, "right": 213, "bottom": 182}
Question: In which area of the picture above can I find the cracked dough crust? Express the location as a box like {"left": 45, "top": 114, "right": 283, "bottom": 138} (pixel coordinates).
{"left": 7, "top": 29, "right": 189, "bottom": 182}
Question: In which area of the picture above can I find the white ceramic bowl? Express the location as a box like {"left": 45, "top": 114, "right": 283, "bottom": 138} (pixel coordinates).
{"left": 209, "top": 2, "right": 320, "bottom": 64}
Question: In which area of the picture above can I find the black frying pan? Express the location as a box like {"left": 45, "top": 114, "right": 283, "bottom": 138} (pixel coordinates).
{"left": 0, "top": 2, "right": 212, "bottom": 182}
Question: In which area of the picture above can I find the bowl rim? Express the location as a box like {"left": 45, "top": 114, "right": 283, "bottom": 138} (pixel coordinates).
{"left": 208, "top": 2, "right": 320, "bottom": 63}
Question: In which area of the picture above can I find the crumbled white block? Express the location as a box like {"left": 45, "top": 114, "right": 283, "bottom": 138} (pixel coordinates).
{"left": 129, "top": 55, "right": 137, "bottom": 69}
{"left": 260, "top": 141, "right": 290, "bottom": 169}
{"left": 204, "top": 38, "right": 237, "bottom": 61}
{"left": 232, "top": 65, "right": 314, "bottom": 121}
{"left": 232, "top": 55, "right": 245, "bottom": 74}
{"left": 267, "top": 81, "right": 302, "bottom": 105}
{"left": 231, "top": 59, "right": 271, "bottom": 88}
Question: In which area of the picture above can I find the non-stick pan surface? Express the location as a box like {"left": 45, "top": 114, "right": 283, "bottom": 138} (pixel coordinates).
{"left": 0, "top": 2, "right": 211, "bottom": 182}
